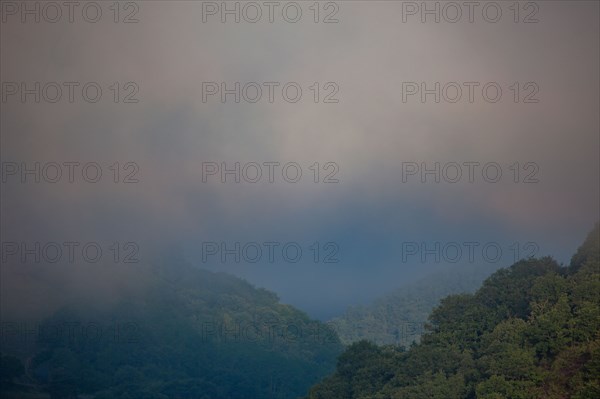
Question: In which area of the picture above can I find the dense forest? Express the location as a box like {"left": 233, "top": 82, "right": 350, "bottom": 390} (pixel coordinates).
{"left": 0, "top": 265, "right": 342, "bottom": 399}
{"left": 329, "top": 262, "right": 501, "bottom": 346}
{"left": 306, "top": 224, "right": 600, "bottom": 399}
{"left": 1, "top": 225, "right": 598, "bottom": 398}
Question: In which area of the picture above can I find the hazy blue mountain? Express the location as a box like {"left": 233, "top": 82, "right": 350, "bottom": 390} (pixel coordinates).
{"left": 329, "top": 262, "right": 501, "bottom": 346}
{"left": 1, "top": 264, "right": 343, "bottom": 399}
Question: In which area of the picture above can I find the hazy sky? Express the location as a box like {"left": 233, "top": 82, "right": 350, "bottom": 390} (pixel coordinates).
{"left": 1, "top": 1, "right": 599, "bottom": 319}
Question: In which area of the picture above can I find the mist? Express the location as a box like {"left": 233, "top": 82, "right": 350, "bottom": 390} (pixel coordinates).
{"left": 2, "top": 0, "right": 598, "bottom": 321}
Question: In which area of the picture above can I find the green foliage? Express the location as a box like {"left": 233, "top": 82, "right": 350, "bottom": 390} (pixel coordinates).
{"left": 571, "top": 222, "right": 600, "bottom": 273}
{"left": 0, "top": 354, "right": 26, "bottom": 393}
{"left": 2, "top": 267, "right": 342, "bottom": 399}
{"left": 392, "top": 371, "right": 468, "bottom": 399}
{"left": 330, "top": 262, "right": 501, "bottom": 346}
{"left": 0, "top": 354, "right": 25, "bottom": 383}
{"left": 307, "top": 224, "right": 600, "bottom": 399}
{"left": 307, "top": 341, "right": 400, "bottom": 399}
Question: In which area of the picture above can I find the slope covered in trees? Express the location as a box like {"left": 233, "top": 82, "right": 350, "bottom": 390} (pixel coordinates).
{"left": 307, "top": 224, "right": 600, "bottom": 399}
{"left": 329, "top": 262, "right": 501, "bottom": 346}
{"left": 0, "top": 265, "right": 342, "bottom": 399}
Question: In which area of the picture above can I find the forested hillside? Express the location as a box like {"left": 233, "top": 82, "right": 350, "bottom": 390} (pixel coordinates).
{"left": 329, "top": 262, "right": 500, "bottom": 346}
{"left": 307, "top": 224, "right": 600, "bottom": 399}
{"left": 0, "top": 266, "right": 343, "bottom": 399}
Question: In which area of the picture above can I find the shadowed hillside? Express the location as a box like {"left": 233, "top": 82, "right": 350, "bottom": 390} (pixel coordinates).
{"left": 1, "top": 264, "right": 343, "bottom": 399}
